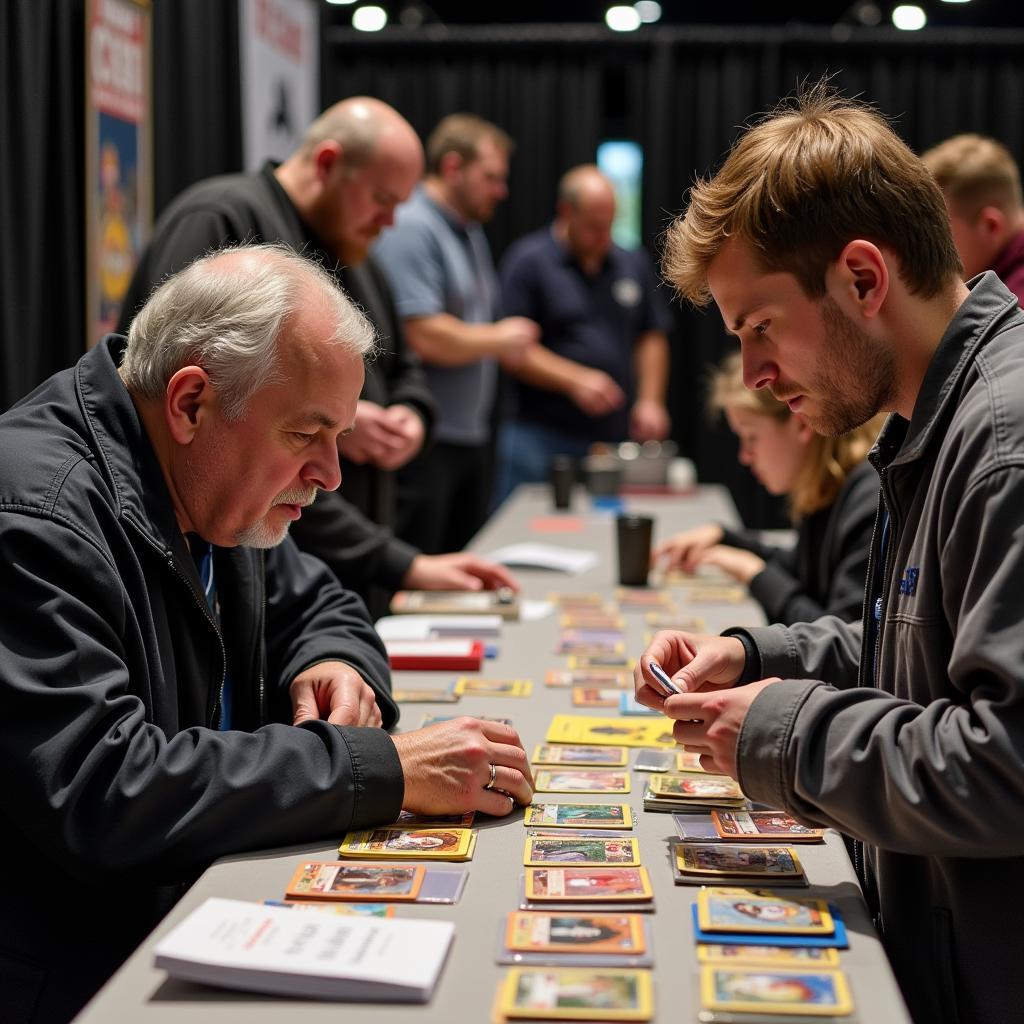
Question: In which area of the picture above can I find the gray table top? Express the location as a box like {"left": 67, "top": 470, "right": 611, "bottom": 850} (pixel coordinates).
{"left": 75, "top": 484, "right": 911, "bottom": 1023}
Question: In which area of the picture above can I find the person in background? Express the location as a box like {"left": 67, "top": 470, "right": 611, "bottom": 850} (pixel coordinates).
{"left": 654, "top": 352, "right": 880, "bottom": 624}
{"left": 375, "top": 113, "right": 540, "bottom": 552}
{"left": 495, "top": 164, "right": 672, "bottom": 504}
{"left": 922, "top": 132, "right": 1024, "bottom": 305}
{"left": 117, "top": 97, "right": 515, "bottom": 617}
{"left": 635, "top": 85, "right": 1024, "bottom": 1023}
{"left": 0, "top": 246, "right": 532, "bottom": 1024}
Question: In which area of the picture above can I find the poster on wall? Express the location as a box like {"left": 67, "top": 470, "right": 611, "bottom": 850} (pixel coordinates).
{"left": 85, "top": 0, "right": 152, "bottom": 347}
{"left": 239, "top": 0, "right": 320, "bottom": 172}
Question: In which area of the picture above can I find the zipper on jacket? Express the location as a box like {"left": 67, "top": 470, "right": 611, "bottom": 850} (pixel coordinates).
{"left": 167, "top": 548, "right": 228, "bottom": 729}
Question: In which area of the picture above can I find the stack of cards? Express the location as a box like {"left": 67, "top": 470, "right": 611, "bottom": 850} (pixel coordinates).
{"left": 494, "top": 967, "right": 653, "bottom": 1021}
{"left": 545, "top": 669, "right": 632, "bottom": 688}
{"left": 521, "top": 867, "right": 655, "bottom": 912}
{"left": 642, "top": 772, "right": 746, "bottom": 813}
{"left": 524, "top": 837, "right": 640, "bottom": 866}
{"left": 546, "top": 715, "right": 676, "bottom": 750}
{"left": 284, "top": 862, "right": 468, "bottom": 904}
{"left": 534, "top": 770, "right": 631, "bottom": 795}
{"left": 615, "top": 587, "right": 676, "bottom": 612}
{"left": 710, "top": 811, "right": 826, "bottom": 843}
{"left": 498, "top": 911, "right": 652, "bottom": 968}
{"left": 525, "top": 803, "right": 633, "bottom": 830}
{"left": 691, "top": 888, "right": 849, "bottom": 950}
{"left": 338, "top": 826, "right": 477, "bottom": 861}
{"left": 532, "top": 745, "right": 628, "bottom": 768}
{"left": 454, "top": 677, "right": 533, "bottom": 697}
{"left": 670, "top": 842, "right": 808, "bottom": 887}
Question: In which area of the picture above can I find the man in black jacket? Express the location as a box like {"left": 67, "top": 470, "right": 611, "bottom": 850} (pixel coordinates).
{"left": 118, "top": 96, "right": 515, "bottom": 617}
{"left": 0, "top": 246, "right": 533, "bottom": 1024}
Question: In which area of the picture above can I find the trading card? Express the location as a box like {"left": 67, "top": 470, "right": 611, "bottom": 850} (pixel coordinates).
{"left": 567, "top": 655, "right": 636, "bottom": 670}
{"left": 673, "top": 812, "right": 729, "bottom": 841}
{"left": 338, "top": 826, "right": 475, "bottom": 860}
{"left": 546, "top": 669, "right": 632, "bottom": 688}
{"left": 712, "top": 811, "right": 826, "bottom": 843}
{"left": 700, "top": 966, "right": 853, "bottom": 1016}
{"left": 676, "top": 844, "right": 803, "bottom": 879}
{"left": 546, "top": 714, "right": 676, "bottom": 749}
{"left": 525, "top": 866, "right": 653, "bottom": 902}
{"left": 453, "top": 677, "right": 533, "bottom": 697}
{"left": 264, "top": 899, "right": 396, "bottom": 918}
{"left": 534, "top": 769, "right": 631, "bottom": 794}
{"left": 645, "top": 659, "right": 681, "bottom": 697}
{"left": 561, "top": 613, "right": 626, "bottom": 630}
{"left": 532, "top": 745, "right": 628, "bottom": 767}
{"left": 531, "top": 516, "right": 585, "bottom": 533}
{"left": 633, "top": 749, "right": 676, "bottom": 773}
{"left": 500, "top": 967, "right": 654, "bottom": 1020}
{"left": 677, "top": 751, "right": 705, "bottom": 772}
{"left": 391, "top": 687, "right": 460, "bottom": 703}
{"left": 619, "top": 692, "right": 659, "bottom": 716}
{"left": 284, "top": 861, "right": 424, "bottom": 901}
{"left": 697, "top": 945, "right": 840, "bottom": 968}
{"left": 649, "top": 772, "right": 744, "bottom": 801}
{"left": 573, "top": 686, "right": 626, "bottom": 708}
{"left": 421, "top": 713, "right": 514, "bottom": 728}
{"left": 615, "top": 587, "right": 676, "bottom": 610}
{"left": 645, "top": 612, "right": 706, "bottom": 631}
{"left": 394, "top": 809, "right": 476, "bottom": 827}
{"left": 683, "top": 585, "right": 747, "bottom": 604}
{"left": 550, "top": 592, "right": 607, "bottom": 608}
{"left": 525, "top": 837, "right": 640, "bottom": 866}
{"left": 697, "top": 889, "right": 834, "bottom": 935}
{"left": 504, "top": 912, "right": 646, "bottom": 955}
{"left": 524, "top": 803, "right": 634, "bottom": 830}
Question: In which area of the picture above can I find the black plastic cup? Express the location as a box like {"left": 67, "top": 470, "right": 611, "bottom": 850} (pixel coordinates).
{"left": 616, "top": 514, "right": 654, "bottom": 586}
{"left": 550, "top": 455, "right": 575, "bottom": 510}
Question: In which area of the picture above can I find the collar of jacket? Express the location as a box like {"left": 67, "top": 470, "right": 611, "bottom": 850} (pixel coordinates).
{"left": 872, "top": 271, "right": 1023, "bottom": 471}
{"left": 75, "top": 335, "right": 185, "bottom": 560}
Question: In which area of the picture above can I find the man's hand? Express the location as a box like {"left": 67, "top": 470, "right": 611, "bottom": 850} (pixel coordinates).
{"left": 629, "top": 398, "right": 671, "bottom": 441}
{"left": 651, "top": 523, "right": 725, "bottom": 573}
{"left": 633, "top": 630, "right": 746, "bottom": 710}
{"left": 402, "top": 552, "right": 520, "bottom": 592}
{"left": 662, "top": 678, "right": 781, "bottom": 777}
{"left": 290, "top": 662, "right": 382, "bottom": 728}
{"left": 568, "top": 368, "right": 626, "bottom": 417}
{"left": 337, "top": 400, "right": 412, "bottom": 467}
{"left": 696, "top": 545, "right": 765, "bottom": 585}
{"left": 391, "top": 717, "right": 534, "bottom": 816}
{"left": 375, "top": 404, "right": 426, "bottom": 470}
{"left": 495, "top": 316, "right": 541, "bottom": 370}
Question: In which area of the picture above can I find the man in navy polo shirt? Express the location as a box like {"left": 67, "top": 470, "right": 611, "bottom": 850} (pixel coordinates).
{"left": 495, "top": 165, "right": 672, "bottom": 504}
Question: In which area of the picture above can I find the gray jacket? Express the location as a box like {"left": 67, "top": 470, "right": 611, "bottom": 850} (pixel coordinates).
{"left": 731, "top": 273, "right": 1024, "bottom": 1024}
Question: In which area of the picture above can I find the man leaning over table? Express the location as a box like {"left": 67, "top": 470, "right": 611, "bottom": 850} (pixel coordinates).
{"left": 635, "top": 85, "right": 1024, "bottom": 1024}
{"left": 0, "top": 245, "right": 532, "bottom": 1024}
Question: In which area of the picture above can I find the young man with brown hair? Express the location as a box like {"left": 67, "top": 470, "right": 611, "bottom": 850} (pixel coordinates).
{"left": 922, "top": 132, "right": 1024, "bottom": 303}
{"left": 637, "top": 86, "right": 1024, "bottom": 1023}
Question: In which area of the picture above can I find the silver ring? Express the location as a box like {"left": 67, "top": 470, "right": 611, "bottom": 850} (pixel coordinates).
{"left": 484, "top": 764, "right": 497, "bottom": 790}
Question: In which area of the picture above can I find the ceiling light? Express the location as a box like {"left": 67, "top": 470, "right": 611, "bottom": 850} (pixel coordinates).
{"left": 634, "top": 1, "right": 662, "bottom": 23}
{"left": 892, "top": 4, "right": 926, "bottom": 29}
{"left": 606, "top": 5, "right": 641, "bottom": 31}
{"left": 353, "top": 4, "right": 388, "bottom": 30}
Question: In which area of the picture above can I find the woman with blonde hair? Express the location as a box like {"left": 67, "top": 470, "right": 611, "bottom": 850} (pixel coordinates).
{"left": 654, "top": 353, "right": 881, "bottom": 623}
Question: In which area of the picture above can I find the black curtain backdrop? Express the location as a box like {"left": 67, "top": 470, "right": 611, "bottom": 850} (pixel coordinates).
{"left": 5, "top": 12, "right": 1024, "bottom": 524}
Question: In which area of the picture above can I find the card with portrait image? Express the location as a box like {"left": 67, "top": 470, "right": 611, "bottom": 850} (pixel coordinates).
{"left": 525, "top": 803, "right": 633, "bottom": 830}
{"left": 284, "top": 861, "right": 424, "bottom": 901}
{"left": 525, "top": 867, "right": 653, "bottom": 903}
{"left": 453, "top": 677, "right": 533, "bottom": 697}
{"left": 535, "top": 769, "right": 631, "bottom": 794}
{"left": 504, "top": 911, "right": 646, "bottom": 956}
{"left": 697, "top": 888, "right": 834, "bottom": 936}
{"left": 338, "top": 826, "right": 475, "bottom": 861}
{"left": 697, "top": 944, "right": 840, "bottom": 969}
{"left": 499, "top": 967, "right": 654, "bottom": 1020}
{"left": 525, "top": 836, "right": 640, "bottom": 867}
{"left": 532, "top": 744, "right": 628, "bottom": 767}
{"left": 700, "top": 965, "right": 853, "bottom": 1016}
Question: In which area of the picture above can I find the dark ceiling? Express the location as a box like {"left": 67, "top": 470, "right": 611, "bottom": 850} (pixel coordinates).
{"left": 325, "top": 0, "right": 1022, "bottom": 30}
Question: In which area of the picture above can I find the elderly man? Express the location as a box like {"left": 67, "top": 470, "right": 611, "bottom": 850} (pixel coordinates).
{"left": 2, "top": 246, "right": 532, "bottom": 1024}
{"left": 376, "top": 114, "right": 540, "bottom": 552}
{"left": 636, "top": 87, "right": 1024, "bottom": 1023}
{"left": 118, "top": 97, "right": 514, "bottom": 617}
{"left": 495, "top": 164, "right": 672, "bottom": 503}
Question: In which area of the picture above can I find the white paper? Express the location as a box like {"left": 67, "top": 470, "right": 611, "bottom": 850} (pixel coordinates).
{"left": 486, "top": 543, "right": 599, "bottom": 575}
{"left": 375, "top": 614, "right": 503, "bottom": 640}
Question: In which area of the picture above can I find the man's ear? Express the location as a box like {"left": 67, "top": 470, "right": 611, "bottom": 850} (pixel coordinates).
{"left": 312, "top": 140, "right": 343, "bottom": 182}
{"left": 829, "top": 239, "right": 889, "bottom": 319}
{"left": 977, "top": 205, "right": 1007, "bottom": 243}
{"left": 438, "top": 150, "right": 464, "bottom": 182}
{"left": 164, "top": 366, "right": 213, "bottom": 446}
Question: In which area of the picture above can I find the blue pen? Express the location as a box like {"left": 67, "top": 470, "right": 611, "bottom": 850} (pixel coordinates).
{"left": 647, "top": 659, "right": 681, "bottom": 696}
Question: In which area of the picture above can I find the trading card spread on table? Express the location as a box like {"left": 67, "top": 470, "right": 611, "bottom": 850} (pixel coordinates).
{"left": 534, "top": 769, "right": 631, "bottom": 794}
{"left": 697, "top": 888, "right": 834, "bottom": 936}
{"left": 675, "top": 843, "right": 804, "bottom": 880}
{"left": 395, "top": 809, "right": 476, "bottom": 827}
{"left": 559, "top": 640, "right": 627, "bottom": 657}
{"left": 526, "top": 866, "right": 653, "bottom": 903}
{"left": 648, "top": 772, "right": 744, "bottom": 801}
{"left": 422, "top": 713, "right": 514, "bottom": 728}
{"left": 700, "top": 965, "right": 854, "bottom": 1016}
{"left": 615, "top": 587, "right": 676, "bottom": 609}
{"left": 550, "top": 592, "right": 608, "bottom": 608}
{"left": 454, "top": 677, "right": 533, "bottom": 697}
{"left": 683, "top": 585, "right": 747, "bottom": 604}
{"left": 697, "top": 945, "right": 840, "bottom": 968}
{"left": 500, "top": 967, "right": 654, "bottom": 1021}
{"left": 561, "top": 613, "right": 626, "bottom": 629}
{"left": 525, "top": 836, "right": 641, "bottom": 867}
{"left": 532, "top": 744, "right": 628, "bottom": 767}
{"left": 618, "top": 692, "right": 659, "bottom": 716}
{"left": 645, "top": 612, "right": 706, "bottom": 631}
{"left": 546, "top": 669, "right": 632, "bottom": 688}
{"left": 546, "top": 715, "right": 677, "bottom": 749}
{"left": 391, "top": 687, "right": 460, "bottom": 703}
{"left": 504, "top": 912, "right": 646, "bottom": 956}
{"left": 573, "top": 686, "right": 627, "bottom": 708}
{"left": 525, "top": 803, "right": 633, "bottom": 830}
{"left": 713, "top": 811, "right": 826, "bottom": 843}
{"left": 567, "top": 654, "right": 636, "bottom": 670}
{"left": 266, "top": 899, "right": 396, "bottom": 918}
{"left": 673, "top": 812, "right": 722, "bottom": 841}
{"left": 338, "top": 826, "right": 475, "bottom": 860}
{"left": 285, "top": 861, "right": 425, "bottom": 901}
{"left": 633, "top": 749, "right": 676, "bottom": 773}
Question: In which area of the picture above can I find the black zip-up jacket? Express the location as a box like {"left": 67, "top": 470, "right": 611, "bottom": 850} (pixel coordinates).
{"left": 0, "top": 338, "right": 404, "bottom": 1024}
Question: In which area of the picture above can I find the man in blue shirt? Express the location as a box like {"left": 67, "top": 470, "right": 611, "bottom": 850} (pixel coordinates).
{"left": 495, "top": 165, "right": 672, "bottom": 503}
{"left": 376, "top": 114, "right": 540, "bottom": 552}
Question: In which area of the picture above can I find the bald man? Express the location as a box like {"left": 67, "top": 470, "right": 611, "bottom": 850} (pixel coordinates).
{"left": 119, "top": 97, "right": 516, "bottom": 617}
{"left": 495, "top": 165, "right": 672, "bottom": 505}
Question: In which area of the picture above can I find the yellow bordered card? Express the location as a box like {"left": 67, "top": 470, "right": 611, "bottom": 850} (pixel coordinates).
{"left": 524, "top": 836, "right": 640, "bottom": 867}
{"left": 500, "top": 967, "right": 654, "bottom": 1020}
{"left": 504, "top": 911, "right": 646, "bottom": 956}
{"left": 524, "top": 803, "right": 633, "bottom": 830}
{"left": 700, "top": 965, "right": 853, "bottom": 1016}
{"left": 338, "top": 827, "right": 475, "bottom": 861}
{"left": 532, "top": 744, "right": 628, "bottom": 767}
{"left": 697, "top": 888, "right": 834, "bottom": 936}
{"left": 697, "top": 945, "right": 840, "bottom": 968}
